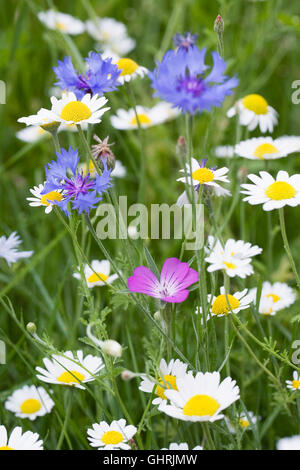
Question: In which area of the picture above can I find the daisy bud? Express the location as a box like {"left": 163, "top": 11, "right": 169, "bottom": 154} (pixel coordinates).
{"left": 26, "top": 322, "right": 37, "bottom": 335}
{"left": 91, "top": 135, "right": 115, "bottom": 171}
{"left": 214, "top": 14, "right": 224, "bottom": 34}
{"left": 121, "top": 370, "right": 136, "bottom": 381}
{"left": 176, "top": 136, "right": 187, "bottom": 159}
{"left": 101, "top": 339, "right": 122, "bottom": 358}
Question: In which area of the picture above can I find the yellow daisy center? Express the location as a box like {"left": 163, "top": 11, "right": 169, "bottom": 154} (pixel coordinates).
{"left": 242, "top": 94, "right": 268, "bottom": 115}
{"left": 57, "top": 370, "right": 85, "bottom": 384}
{"left": 239, "top": 418, "right": 250, "bottom": 428}
{"left": 223, "top": 261, "right": 237, "bottom": 270}
{"left": 155, "top": 374, "right": 178, "bottom": 400}
{"left": 60, "top": 101, "right": 92, "bottom": 123}
{"left": 265, "top": 181, "right": 296, "bottom": 201}
{"left": 89, "top": 160, "right": 95, "bottom": 172}
{"left": 130, "top": 113, "right": 152, "bottom": 126}
{"left": 211, "top": 294, "right": 240, "bottom": 316}
{"left": 117, "top": 58, "right": 139, "bottom": 76}
{"left": 292, "top": 380, "right": 300, "bottom": 389}
{"left": 0, "top": 446, "right": 13, "bottom": 450}
{"left": 56, "top": 22, "right": 67, "bottom": 31}
{"left": 266, "top": 293, "right": 280, "bottom": 303}
{"left": 40, "top": 191, "right": 62, "bottom": 206}
{"left": 254, "top": 143, "right": 279, "bottom": 160}
{"left": 20, "top": 398, "right": 42, "bottom": 414}
{"left": 183, "top": 394, "right": 220, "bottom": 417}
{"left": 101, "top": 430, "right": 124, "bottom": 445}
{"left": 192, "top": 168, "right": 214, "bottom": 183}
{"left": 87, "top": 272, "right": 108, "bottom": 283}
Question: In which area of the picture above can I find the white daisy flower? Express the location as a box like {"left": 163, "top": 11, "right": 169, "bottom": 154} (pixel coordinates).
{"left": 87, "top": 419, "right": 137, "bottom": 450}
{"left": 286, "top": 371, "right": 300, "bottom": 391}
{"left": 73, "top": 260, "right": 118, "bottom": 288}
{"left": 114, "top": 57, "right": 148, "bottom": 84}
{"left": 4, "top": 385, "right": 54, "bottom": 421}
{"left": 214, "top": 145, "right": 235, "bottom": 159}
{"left": 38, "top": 9, "right": 85, "bottom": 35}
{"left": 16, "top": 126, "right": 49, "bottom": 143}
{"left": 249, "top": 281, "right": 296, "bottom": 315}
{"left": 227, "top": 94, "right": 278, "bottom": 133}
{"left": 36, "top": 350, "right": 104, "bottom": 389}
{"left": 176, "top": 185, "right": 231, "bottom": 207}
{"left": 238, "top": 411, "right": 258, "bottom": 429}
{"left": 139, "top": 358, "right": 188, "bottom": 405}
{"left": 50, "top": 92, "right": 110, "bottom": 127}
{"left": 177, "top": 158, "right": 230, "bottom": 192}
{"left": 276, "top": 135, "right": 300, "bottom": 152}
{"left": 0, "top": 232, "right": 33, "bottom": 266}
{"left": 241, "top": 170, "right": 300, "bottom": 211}
{"left": 110, "top": 102, "right": 180, "bottom": 130}
{"left": 235, "top": 136, "right": 300, "bottom": 160}
{"left": 158, "top": 371, "right": 240, "bottom": 422}
{"left": 18, "top": 108, "right": 59, "bottom": 128}
{"left": 0, "top": 425, "right": 43, "bottom": 450}
{"left": 86, "top": 17, "right": 135, "bottom": 55}
{"left": 204, "top": 236, "right": 262, "bottom": 279}
{"left": 196, "top": 286, "right": 253, "bottom": 319}
{"left": 277, "top": 435, "right": 300, "bottom": 450}
{"left": 27, "top": 183, "right": 63, "bottom": 214}
{"left": 161, "top": 443, "right": 203, "bottom": 450}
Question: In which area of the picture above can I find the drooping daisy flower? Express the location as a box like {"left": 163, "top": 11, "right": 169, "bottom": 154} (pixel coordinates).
{"left": 0, "top": 232, "right": 33, "bottom": 266}
{"left": 249, "top": 281, "right": 296, "bottom": 315}
{"left": 38, "top": 9, "right": 85, "bottom": 35}
{"left": 128, "top": 257, "right": 198, "bottom": 303}
{"left": 27, "top": 183, "right": 62, "bottom": 214}
{"left": 85, "top": 18, "right": 135, "bottom": 56}
{"left": 286, "top": 371, "right": 300, "bottom": 391}
{"left": 204, "top": 236, "right": 262, "bottom": 279}
{"left": 36, "top": 350, "right": 104, "bottom": 389}
{"left": 18, "top": 108, "right": 59, "bottom": 129}
{"left": 16, "top": 126, "right": 49, "bottom": 143}
{"left": 241, "top": 170, "right": 300, "bottom": 211}
{"left": 158, "top": 371, "right": 240, "bottom": 422}
{"left": 87, "top": 419, "right": 137, "bottom": 450}
{"left": 227, "top": 94, "right": 278, "bottom": 133}
{"left": 139, "top": 358, "right": 188, "bottom": 405}
{"left": 177, "top": 158, "right": 230, "bottom": 194}
{"left": 162, "top": 442, "right": 203, "bottom": 450}
{"left": 238, "top": 411, "right": 258, "bottom": 430}
{"left": 4, "top": 385, "right": 54, "bottom": 421}
{"left": 149, "top": 44, "right": 238, "bottom": 114}
{"left": 49, "top": 92, "right": 110, "bottom": 127}
{"left": 235, "top": 136, "right": 300, "bottom": 160}
{"left": 114, "top": 57, "right": 148, "bottom": 84}
{"left": 0, "top": 425, "right": 43, "bottom": 450}
{"left": 42, "top": 146, "right": 112, "bottom": 215}
{"left": 53, "top": 54, "right": 121, "bottom": 99}
{"left": 196, "top": 286, "right": 252, "bottom": 319}
{"left": 277, "top": 435, "right": 300, "bottom": 450}
{"left": 73, "top": 260, "right": 118, "bottom": 288}
{"left": 110, "top": 102, "right": 180, "bottom": 130}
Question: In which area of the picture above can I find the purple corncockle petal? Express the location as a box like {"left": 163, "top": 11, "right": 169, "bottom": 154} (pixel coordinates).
{"left": 128, "top": 266, "right": 161, "bottom": 297}
{"left": 161, "top": 289, "right": 190, "bottom": 303}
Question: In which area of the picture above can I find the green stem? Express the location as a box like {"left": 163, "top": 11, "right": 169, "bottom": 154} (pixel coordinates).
{"left": 279, "top": 207, "right": 300, "bottom": 291}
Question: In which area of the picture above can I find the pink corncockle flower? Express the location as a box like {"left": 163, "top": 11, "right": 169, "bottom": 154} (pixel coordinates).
{"left": 128, "top": 257, "right": 198, "bottom": 303}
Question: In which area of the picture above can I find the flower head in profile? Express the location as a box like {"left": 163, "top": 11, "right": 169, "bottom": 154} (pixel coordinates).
{"left": 205, "top": 236, "right": 262, "bottom": 278}
{"left": 73, "top": 260, "right": 118, "bottom": 288}
{"left": 111, "top": 102, "right": 180, "bottom": 130}
{"left": 114, "top": 57, "right": 148, "bottom": 84}
{"left": 42, "top": 146, "right": 112, "bottom": 215}
{"left": 36, "top": 350, "right": 104, "bottom": 389}
{"left": 238, "top": 411, "right": 258, "bottom": 430}
{"left": 241, "top": 171, "right": 300, "bottom": 211}
{"left": 16, "top": 126, "right": 49, "bottom": 143}
{"left": 227, "top": 93, "right": 278, "bottom": 133}
{"left": 196, "top": 286, "right": 252, "bottom": 319}
{"left": 54, "top": 53, "right": 121, "bottom": 99}
{"left": 0, "top": 232, "right": 33, "bottom": 266}
{"left": 286, "top": 371, "right": 300, "bottom": 391}
{"left": 162, "top": 442, "right": 203, "bottom": 450}
{"left": 235, "top": 136, "right": 300, "bottom": 160}
{"left": 4, "top": 385, "right": 54, "bottom": 421}
{"left": 158, "top": 371, "right": 240, "bottom": 422}
{"left": 128, "top": 257, "right": 199, "bottom": 303}
{"left": 87, "top": 419, "right": 137, "bottom": 450}
{"left": 139, "top": 358, "right": 189, "bottom": 405}
{"left": 149, "top": 45, "right": 238, "bottom": 114}
{"left": 0, "top": 425, "right": 43, "bottom": 450}
{"left": 277, "top": 435, "right": 300, "bottom": 450}
{"left": 249, "top": 281, "right": 296, "bottom": 316}
{"left": 38, "top": 9, "right": 85, "bottom": 35}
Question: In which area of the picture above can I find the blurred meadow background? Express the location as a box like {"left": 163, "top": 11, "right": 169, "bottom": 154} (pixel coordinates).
{"left": 0, "top": 0, "right": 300, "bottom": 451}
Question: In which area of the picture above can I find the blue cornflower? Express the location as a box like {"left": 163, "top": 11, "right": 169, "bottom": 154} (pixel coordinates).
{"left": 53, "top": 52, "right": 121, "bottom": 99}
{"left": 42, "top": 146, "right": 112, "bottom": 215}
{"left": 149, "top": 44, "right": 239, "bottom": 115}
{"left": 173, "top": 32, "right": 198, "bottom": 51}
